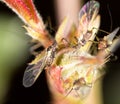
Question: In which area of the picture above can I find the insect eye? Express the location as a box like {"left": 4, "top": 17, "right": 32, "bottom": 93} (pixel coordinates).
{"left": 47, "top": 46, "right": 51, "bottom": 51}
{"left": 98, "top": 38, "right": 113, "bottom": 50}
{"left": 86, "top": 32, "right": 91, "bottom": 38}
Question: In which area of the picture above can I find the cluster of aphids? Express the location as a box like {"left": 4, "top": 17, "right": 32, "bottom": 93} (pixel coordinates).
{"left": 22, "top": 1, "right": 120, "bottom": 98}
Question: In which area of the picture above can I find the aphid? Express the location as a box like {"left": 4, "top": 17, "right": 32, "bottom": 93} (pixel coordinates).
{"left": 98, "top": 27, "right": 119, "bottom": 50}
{"left": 76, "top": 0, "right": 100, "bottom": 47}
{"left": 60, "top": 1, "right": 119, "bottom": 98}
{"left": 65, "top": 77, "right": 89, "bottom": 97}
{"left": 67, "top": 28, "right": 120, "bottom": 97}
{"left": 23, "top": 42, "right": 57, "bottom": 87}
{"left": 53, "top": 1, "right": 101, "bottom": 97}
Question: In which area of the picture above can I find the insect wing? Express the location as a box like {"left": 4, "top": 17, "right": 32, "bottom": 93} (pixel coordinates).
{"left": 77, "top": 1, "right": 100, "bottom": 43}
{"left": 23, "top": 52, "right": 47, "bottom": 87}
{"left": 23, "top": 58, "right": 46, "bottom": 87}
{"left": 99, "top": 27, "right": 120, "bottom": 52}
{"left": 106, "top": 27, "right": 120, "bottom": 42}
{"left": 55, "top": 17, "right": 70, "bottom": 44}
{"left": 79, "top": 1, "right": 100, "bottom": 22}
{"left": 23, "top": 42, "right": 57, "bottom": 87}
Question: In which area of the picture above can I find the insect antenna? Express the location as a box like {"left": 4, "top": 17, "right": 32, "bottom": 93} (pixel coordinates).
{"left": 92, "top": 27, "right": 110, "bottom": 35}
{"left": 46, "top": 16, "right": 57, "bottom": 36}
{"left": 107, "top": 4, "right": 113, "bottom": 32}
{"left": 64, "top": 87, "right": 73, "bottom": 98}
{"left": 30, "top": 42, "right": 43, "bottom": 56}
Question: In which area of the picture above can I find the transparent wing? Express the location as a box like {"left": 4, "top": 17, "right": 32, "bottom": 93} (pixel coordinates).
{"left": 23, "top": 52, "right": 46, "bottom": 87}
{"left": 106, "top": 27, "right": 120, "bottom": 42}
{"left": 23, "top": 58, "right": 46, "bottom": 87}
{"left": 23, "top": 42, "right": 57, "bottom": 87}
{"left": 77, "top": 1, "right": 100, "bottom": 43}
{"left": 79, "top": 0, "right": 100, "bottom": 23}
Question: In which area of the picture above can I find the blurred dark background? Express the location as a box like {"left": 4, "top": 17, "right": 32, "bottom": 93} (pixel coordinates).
{"left": 0, "top": 0, "right": 120, "bottom": 104}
